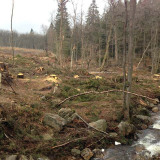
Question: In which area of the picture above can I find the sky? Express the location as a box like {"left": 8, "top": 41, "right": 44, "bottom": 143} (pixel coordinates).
{"left": 0, "top": 0, "right": 106, "bottom": 34}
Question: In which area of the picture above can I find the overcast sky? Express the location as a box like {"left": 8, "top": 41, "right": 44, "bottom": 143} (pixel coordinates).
{"left": 0, "top": 0, "right": 105, "bottom": 34}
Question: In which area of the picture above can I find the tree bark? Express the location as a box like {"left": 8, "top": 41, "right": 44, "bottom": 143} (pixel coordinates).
{"left": 125, "top": 0, "right": 136, "bottom": 120}
{"left": 100, "top": 24, "right": 112, "bottom": 71}
{"left": 11, "top": 0, "right": 15, "bottom": 65}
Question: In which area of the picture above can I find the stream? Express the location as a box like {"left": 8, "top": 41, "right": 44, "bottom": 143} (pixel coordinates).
{"left": 94, "top": 106, "right": 160, "bottom": 160}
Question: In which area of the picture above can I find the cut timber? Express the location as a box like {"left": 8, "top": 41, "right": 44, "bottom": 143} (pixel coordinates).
{"left": 17, "top": 73, "right": 24, "bottom": 79}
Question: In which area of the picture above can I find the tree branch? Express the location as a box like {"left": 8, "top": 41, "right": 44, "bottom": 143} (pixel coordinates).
{"left": 57, "top": 89, "right": 157, "bottom": 107}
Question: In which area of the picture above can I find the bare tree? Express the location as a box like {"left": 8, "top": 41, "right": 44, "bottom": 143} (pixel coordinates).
{"left": 125, "top": 0, "right": 137, "bottom": 120}
{"left": 11, "top": 0, "right": 15, "bottom": 64}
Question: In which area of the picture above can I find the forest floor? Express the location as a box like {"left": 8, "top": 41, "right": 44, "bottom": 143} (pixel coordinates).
{"left": 0, "top": 47, "right": 160, "bottom": 159}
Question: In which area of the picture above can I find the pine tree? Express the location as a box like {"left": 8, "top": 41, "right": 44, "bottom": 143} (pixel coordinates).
{"left": 55, "top": 0, "right": 71, "bottom": 63}
{"left": 85, "top": 0, "right": 100, "bottom": 67}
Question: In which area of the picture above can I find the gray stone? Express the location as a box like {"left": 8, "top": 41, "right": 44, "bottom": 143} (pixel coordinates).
{"left": 58, "top": 108, "right": 77, "bottom": 123}
{"left": 5, "top": 155, "right": 17, "bottom": 160}
{"left": 89, "top": 119, "right": 107, "bottom": 132}
{"left": 134, "top": 115, "right": 152, "bottom": 125}
{"left": 42, "top": 133, "right": 53, "bottom": 141}
{"left": 109, "top": 132, "right": 118, "bottom": 139}
{"left": 92, "top": 149, "right": 104, "bottom": 158}
{"left": 153, "top": 98, "right": 159, "bottom": 105}
{"left": 149, "top": 103, "right": 155, "bottom": 109}
{"left": 19, "top": 155, "right": 28, "bottom": 160}
{"left": 43, "top": 113, "right": 67, "bottom": 131}
{"left": 29, "top": 156, "right": 34, "bottom": 160}
{"left": 37, "top": 158, "right": 50, "bottom": 160}
{"left": 118, "top": 121, "right": 136, "bottom": 136}
{"left": 152, "top": 107, "right": 159, "bottom": 113}
{"left": 71, "top": 148, "right": 81, "bottom": 156}
{"left": 141, "top": 124, "right": 148, "bottom": 130}
{"left": 81, "top": 148, "right": 93, "bottom": 160}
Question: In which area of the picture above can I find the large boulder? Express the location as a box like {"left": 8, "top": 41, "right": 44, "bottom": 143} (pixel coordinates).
{"left": 58, "top": 108, "right": 77, "bottom": 123}
{"left": 89, "top": 119, "right": 107, "bottom": 132}
{"left": 43, "top": 113, "right": 67, "bottom": 131}
{"left": 118, "top": 121, "right": 136, "bottom": 136}
{"left": 81, "top": 148, "right": 93, "bottom": 160}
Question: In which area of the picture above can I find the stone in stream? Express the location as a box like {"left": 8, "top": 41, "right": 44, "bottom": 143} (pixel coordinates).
{"left": 118, "top": 121, "right": 136, "bottom": 136}
{"left": 152, "top": 107, "right": 159, "bottom": 113}
{"left": 58, "top": 108, "right": 77, "bottom": 123}
{"left": 81, "top": 148, "right": 93, "bottom": 160}
{"left": 5, "top": 155, "right": 17, "bottom": 160}
{"left": 141, "top": 124, "right": 148, "bottom": 130}
{"left": 92, "top": 149, "right": 104, "bottom": 158}
{"left": 89, "top": 119, "right": 107, "bottom": 132}
{"left": 134, "top": 115, "right": 152, "bottom": 125}
{"left": 152, "top": 98, "right": 159, "bottom": 105}
{"left": 43, "top": 113, "right": 67, "bottom": 131}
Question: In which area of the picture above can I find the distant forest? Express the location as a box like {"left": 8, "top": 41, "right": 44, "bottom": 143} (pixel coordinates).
{"left": 0, "top": 0, "right": 160, "bottom": 72}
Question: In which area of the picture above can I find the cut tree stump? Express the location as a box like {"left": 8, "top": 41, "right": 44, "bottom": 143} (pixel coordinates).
{"left": 17, "top": 73, "right": 24, "bottom": 79}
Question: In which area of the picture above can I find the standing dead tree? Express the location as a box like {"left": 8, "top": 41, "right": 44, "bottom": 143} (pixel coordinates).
{"left": 11, "top": 0, "right": 15, "bottom": 65}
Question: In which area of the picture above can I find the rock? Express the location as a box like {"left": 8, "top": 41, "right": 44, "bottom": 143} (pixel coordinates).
{"left": 19, "top": 155, "right": 28, "bottom": 160}
{"left": 139, "top": 108, "right": 150, "bottom": 116}
{"left": 135, "top": 144, "right": 145, "bottom": 152}
{"left": 89, "top": 119, "right": 107, "bottom": 132}
{"left": 153, "top": 98, "right": 159, "bottom": 105}
{"left": 92, "top": 149, "right": 104, "bottom": 158}
{"left": 5, "top": 155, "right": 17, "bottom": 160}
{"left": 81, "top": 148, "right": 93, "bottom": 160}
{"left": 58, "top": 108, "right": 77, "bottom": 123}
{"left": 43, "top": 113, "right": 67, "bottom": 131}
{"left": 149, "top": 103, "right": 155, "bottom": 109}
{"left": 37, "top": 157, "right": 50, "bottom": 160}
{"left": 152, "top": 107, "right": 159, "bottom": 113}
{"left": 29, "top": 156, "right": 34, "bottom": 160}
{"left": 109, "top": 132, "right": 118, "bottom": 139}
{"left": 118, "top": 121, "right": 136, "bottom": 136}
{"left": 134, "top": 115, "right": 152, "bottom": 125}
{"left": 141, "top": 124, "right": 148, "bottom": 130}
{"left": 71, "top": 148, "right": 81, "bottom": 156}
{"left": 42, "top": 133, "right": 53, "bottom": 141}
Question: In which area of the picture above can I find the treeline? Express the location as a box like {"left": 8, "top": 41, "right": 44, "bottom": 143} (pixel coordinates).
{"left": 0, "top": 29, "right": 45, "bottom": 50}
{"left": 1, "top": 0, "right": 160, "bottom": 72}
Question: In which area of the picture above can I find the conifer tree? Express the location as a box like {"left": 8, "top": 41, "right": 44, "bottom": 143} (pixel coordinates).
{"left": 55, "top": 0, "right": 71, "bottom": 65}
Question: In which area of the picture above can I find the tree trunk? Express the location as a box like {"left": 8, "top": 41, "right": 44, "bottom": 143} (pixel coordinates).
{"left": 125, "top": 0, "right": 136, "bottom": 120}
{"left": 114, "top": 26, "right": 118, "bottom": 65}
{"left": 123, "top": 0, "right": 128, "bottom": 120}
{"left": 100, "top": 25, "right": 112, "bottom": 71}
{"left": 11, "top": 0, "right": 15, "bottom": 65}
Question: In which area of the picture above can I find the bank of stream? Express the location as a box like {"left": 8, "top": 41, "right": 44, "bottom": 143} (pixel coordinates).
{"left": 94, "top": 105, "right": 160, "bottom": 160}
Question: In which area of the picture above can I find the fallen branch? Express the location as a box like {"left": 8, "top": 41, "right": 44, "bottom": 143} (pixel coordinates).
{"left": 57, "top": 89, "right": 157, "bottom": 107}
{"left": 52, "top": 137, "right": 88, "bottom": 149}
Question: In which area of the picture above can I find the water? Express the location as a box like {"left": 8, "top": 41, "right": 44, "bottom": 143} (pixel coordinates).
{"left": 96, "top": 106, "right": 160, "bottom": 160}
